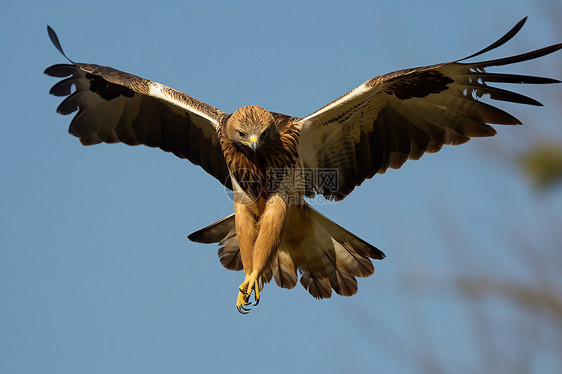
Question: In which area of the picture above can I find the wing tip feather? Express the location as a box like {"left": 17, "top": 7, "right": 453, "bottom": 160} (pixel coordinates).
{"left": 47, "top": 25, "right": 73, "bottom": 62}
{"left": 459, "top": 17, "right": 528, "bottom": 61}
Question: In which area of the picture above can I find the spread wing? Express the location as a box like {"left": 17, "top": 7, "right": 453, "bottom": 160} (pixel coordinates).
{"left": 44, "top": 26, "right": 231, "bottom": 189}
{"left": 297, "top": 18, "right": 561, "bottom": 200}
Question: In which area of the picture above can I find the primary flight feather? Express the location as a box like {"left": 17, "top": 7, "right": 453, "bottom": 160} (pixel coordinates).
{"left": 45, "top": 18, "right": 561, "bottom": 313}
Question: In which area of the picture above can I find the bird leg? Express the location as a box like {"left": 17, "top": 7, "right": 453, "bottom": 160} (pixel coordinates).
{"left": 234, "top": 200, "right": 260, "bottom": 313}
{"left": 235, "top": 194, "right": 287, "bottom": 313}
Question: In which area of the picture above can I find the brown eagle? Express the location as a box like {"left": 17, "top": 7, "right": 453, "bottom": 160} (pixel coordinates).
{"left": 45, "top": 18, "right": 560, "bottom": 313}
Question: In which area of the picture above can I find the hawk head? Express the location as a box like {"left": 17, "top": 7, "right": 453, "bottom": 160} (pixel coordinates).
{"left": 225, "top": 106, "right": 279, "bottom": 157}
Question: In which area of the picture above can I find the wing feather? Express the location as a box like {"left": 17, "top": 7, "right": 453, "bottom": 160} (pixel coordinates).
{"left": 297, "top": 18, "right": 560, "bottom": 200}
{"left": 45, "top": 27, "right": 231, "bottom": 189}
{"left": 461, "top": 72, "right": 559, "bottom": 85}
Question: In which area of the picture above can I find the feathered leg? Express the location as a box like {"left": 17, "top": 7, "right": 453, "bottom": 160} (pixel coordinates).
{"left": 234, "top": 202, "right": 259, "bottom": 313}
{"left": 237, "top": 194, "right": 287, "bottom": 311}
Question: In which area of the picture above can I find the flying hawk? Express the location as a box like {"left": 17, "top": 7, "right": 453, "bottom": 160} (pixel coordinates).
{"left": 45, "top": 18, "right": 560, "bottom": 313}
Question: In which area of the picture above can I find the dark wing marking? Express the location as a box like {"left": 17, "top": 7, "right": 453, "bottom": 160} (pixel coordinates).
{"left": 297, "top": 18, "right": 561, "bottom": 200}
{"left": 45, "top": 26, "right": 231, "bottom": 189}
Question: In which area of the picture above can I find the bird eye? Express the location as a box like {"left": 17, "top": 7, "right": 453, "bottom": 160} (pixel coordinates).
{"left": 237, "top": 130, "right": 247, "bottom": 138}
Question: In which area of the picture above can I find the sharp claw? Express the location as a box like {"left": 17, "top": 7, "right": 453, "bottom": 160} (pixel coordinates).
{"left": 237, "top": 276, "right": 261, "bottom": 314}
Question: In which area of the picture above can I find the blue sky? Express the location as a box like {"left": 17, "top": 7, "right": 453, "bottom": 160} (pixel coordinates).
{"left": 1, "top": 1, "right": 561, "bottom": 373}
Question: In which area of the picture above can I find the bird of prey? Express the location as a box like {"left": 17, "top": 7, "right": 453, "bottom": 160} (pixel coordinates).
{"left": 45, "top": 18, "right": 560, "bottom": 313}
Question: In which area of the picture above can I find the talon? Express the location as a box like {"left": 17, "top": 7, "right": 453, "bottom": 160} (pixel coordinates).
{"left": 235, "top": 273, "right": 261, "bottom": 313}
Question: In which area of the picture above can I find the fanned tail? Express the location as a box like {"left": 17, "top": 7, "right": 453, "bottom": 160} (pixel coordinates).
{"left": 282, "top": 205, "right": 384, "bottom": 299}
{"left": 188, "top": 205, "right": 384, "bottom": 299}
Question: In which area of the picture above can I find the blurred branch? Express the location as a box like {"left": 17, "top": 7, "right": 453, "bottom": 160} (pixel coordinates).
{"left": 519, "top": 142, "right": 562, "bottom": 191}
{"left": 458, "top": 278, "right": 562, "bottom": 324}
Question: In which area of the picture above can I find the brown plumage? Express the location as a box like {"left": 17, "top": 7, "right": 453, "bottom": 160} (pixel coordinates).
{"left": 45, "top": 18, "right": 561, "bottom": 313}
{"left": 219, "top": 106, "right": 300, "bottom": 200}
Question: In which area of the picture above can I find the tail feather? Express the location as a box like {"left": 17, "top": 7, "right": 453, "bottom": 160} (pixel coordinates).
{"left": 300, "top": 272, "right": 333, "bottom": 299}
{"left": 187, "top": 204, "right": 385, "bottom": 299}
{"left": 324, "top": 258, "right": 359, "bottom": 297}
{"left": 284, "top": 205, "right": 382, "bottom": 297}
{"left": 335, "top": 240, "right": 376, "bottom": 277}
{"left": 218, "top": 233, "right": 243, "bottom": 271}
{"left": 271, "top": 250, "right": 298, "bottom": 289}
{"left": 305, "top": 207, "right": 385, "bottom": 260}
{"left": 188, "top": 214, "right": 235, "bottom": 243}
{"left": 188, "top": 214, "right": 243, "bottom": 271}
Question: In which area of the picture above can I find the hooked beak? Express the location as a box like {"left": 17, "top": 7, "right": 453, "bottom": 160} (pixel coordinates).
{"left": 249, "top": 136, "right": 259, "bottom": 152}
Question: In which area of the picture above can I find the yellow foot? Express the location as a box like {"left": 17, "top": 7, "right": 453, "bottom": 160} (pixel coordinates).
{"left": 236, "top": 273, "right": 260, "bottom": 314}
